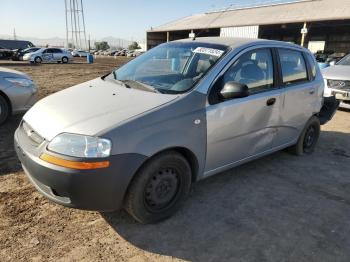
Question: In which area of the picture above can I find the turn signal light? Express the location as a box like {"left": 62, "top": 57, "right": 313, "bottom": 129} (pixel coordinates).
{"left": 40, "top": 153, "right": 110, "bottom": 170}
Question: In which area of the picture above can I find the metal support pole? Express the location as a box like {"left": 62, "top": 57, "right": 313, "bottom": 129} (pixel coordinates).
{"left": 76, "top": 0, "right": 82, "bottom": 49}
{"left": 301, "top": 22, "right": 307, "bottom": 47}
{"left": 64, "top": 0, "right": 69, "bottom": 48}
{"left": 69, "top": 0, "right": 75, "bottom": 48}
{"left": 80, "top": 0, "right": 88, "bottom": 50}
{"left": 166, "top": 31, "right": 170, "bottom": 42}
{"left": 72, "top": 0, "right": 79, "bottom": 48}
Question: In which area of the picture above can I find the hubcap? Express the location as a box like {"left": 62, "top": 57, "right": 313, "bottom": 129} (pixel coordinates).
{"left": 304, "top": 126, "right": 316, "bottom": 149}
{"left": 144, "top": 168, "right": 179, "bottom": 211}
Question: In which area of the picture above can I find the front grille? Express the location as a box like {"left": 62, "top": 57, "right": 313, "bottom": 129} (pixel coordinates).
{"left": 21, "top": 121, "right": 44, "bottom": 146}
{"left": 328, "top": 79, "right": 350, "bottom": 91}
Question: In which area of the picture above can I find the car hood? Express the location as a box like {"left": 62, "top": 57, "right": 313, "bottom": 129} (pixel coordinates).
{"left": 23, "top": 77, "right": 178, "bottom": 141}
{"left": 322, "top": 65, "right": 350, "bottom": 80}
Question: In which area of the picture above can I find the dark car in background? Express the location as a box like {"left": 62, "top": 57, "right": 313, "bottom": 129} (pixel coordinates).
{"left": 0, "top": 40, "right": 36, "bottom": 60}
{"left": 0, "top": 40, "right": 34, "bottom": 50}
{"left": 0, "top": 46, "right": 13, "bottom": 60}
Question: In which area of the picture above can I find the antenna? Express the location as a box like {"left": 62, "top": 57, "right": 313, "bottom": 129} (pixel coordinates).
{"left": 64, "top": 0, "right": 87, "bottom": 50}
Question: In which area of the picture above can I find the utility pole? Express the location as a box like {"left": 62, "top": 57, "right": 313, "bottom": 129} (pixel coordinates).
{"left": 88, "top": 34, "right": 91, "bottom": 52}
{"left": 64, "top": 0, "right": 69, "bottom": 48}
{"left": 64, "top": 0, "right": 87, "bottom": 50}
{"left": 13, "top": 28, "right": 17, "bottom": 40}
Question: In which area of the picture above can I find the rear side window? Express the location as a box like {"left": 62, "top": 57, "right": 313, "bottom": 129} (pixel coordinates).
{"left": 52, "top": 48, "right": 62, "bottom": 53}
{"left": 278, "top": 49, "right": 308, "bottom": 85}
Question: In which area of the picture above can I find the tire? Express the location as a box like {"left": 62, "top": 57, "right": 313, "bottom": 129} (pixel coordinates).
{"left": 34, "top": 56, "right": 42, "bottom": 64}
{"left": 288, "top": 116, "right": 320, "bottom": 156}
{"left": 62, "top": 57, "right": 68, "bottom": 63}
{"left": 125, "top": 151, "right": 192, "bottom": 224}
{"left": 0, "top": 95, "right": 10, "bottom": 125}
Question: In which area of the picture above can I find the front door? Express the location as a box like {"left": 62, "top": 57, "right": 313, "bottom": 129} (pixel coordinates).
{"left": 205, "top": 48, "right": 281, "bottom": 175}
{"left": 42, "top": 49, "right": 54, "bottom": 62}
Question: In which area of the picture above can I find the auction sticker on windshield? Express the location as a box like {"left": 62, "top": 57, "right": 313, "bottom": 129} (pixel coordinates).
{"left": 193, "top": 47, "right": 225, "bottom": 57}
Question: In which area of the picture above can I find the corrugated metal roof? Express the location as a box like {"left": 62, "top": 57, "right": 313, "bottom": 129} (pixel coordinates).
{"left": 150, "top": 0, "right": 350, "bottom": 32}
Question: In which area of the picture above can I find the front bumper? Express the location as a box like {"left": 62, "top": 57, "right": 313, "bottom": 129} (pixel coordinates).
{"left": 332, "top": 90, "right": 350, "bottom": 100}
{"left": 14, "top": 126, "right": 147, "bottom": 211}
{"left": 329, "top": 88, "right": 350, "bottom": 109}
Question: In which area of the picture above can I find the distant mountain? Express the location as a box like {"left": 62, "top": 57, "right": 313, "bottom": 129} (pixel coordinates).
{"left": 0, "top": 34, "right": 132, "bottom": 48}
{"left": 100, "top": 36, "right": 132, "bottom": 48}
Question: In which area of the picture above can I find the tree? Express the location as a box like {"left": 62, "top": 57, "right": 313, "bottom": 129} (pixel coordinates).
{"left": 128, "top": 41, "right": 141, "bottom": 50}
{"left": 95, "top": 41, "right": 110, "bottom": 51}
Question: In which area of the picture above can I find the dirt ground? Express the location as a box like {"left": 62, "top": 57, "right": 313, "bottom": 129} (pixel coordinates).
{"left": 1, "top": 57, "right": 350, "bottom": 262}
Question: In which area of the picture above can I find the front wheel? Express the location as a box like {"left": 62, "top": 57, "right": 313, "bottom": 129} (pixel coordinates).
{"left": 125, "top": 151, "right": 192, "bottom": 224}
{"left": 34, "top": 56, "right": 42, "bottom": 63}
{"left": 61, "top": 56, "right": 69, "bottom": 63}
{"left": 288, "top": 116, "right": 320, "bottom": 155}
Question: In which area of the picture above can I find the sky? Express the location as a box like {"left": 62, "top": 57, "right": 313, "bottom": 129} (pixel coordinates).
{"left": 0, "top": 0, "right": 295, "bottom": 42}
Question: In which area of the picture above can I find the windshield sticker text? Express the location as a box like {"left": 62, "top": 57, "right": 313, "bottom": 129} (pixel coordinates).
{"left": 193, "top": 47, "right": 224, "bottom": 57}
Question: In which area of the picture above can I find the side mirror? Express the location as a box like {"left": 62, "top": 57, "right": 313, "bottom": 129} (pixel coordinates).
{"left": 329, "top": 60, "right": 336, "bottom": 66}
{"left": 219, "top": 81, "right": 249, "bottom": 100}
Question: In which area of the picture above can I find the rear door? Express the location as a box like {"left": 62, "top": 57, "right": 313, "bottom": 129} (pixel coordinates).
{"left": 52, "top": 48, "right": 63, "bottom": 61}
{"left": 273, "top": 48, "right": 320, "bottom": 146}
{"left": 205, "top": 47, "right": 282, "bottom": 174}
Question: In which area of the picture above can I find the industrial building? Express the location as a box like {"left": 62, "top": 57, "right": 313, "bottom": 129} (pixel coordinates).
{"left": 147, "top": 0, "right": 350, "bottom": 54}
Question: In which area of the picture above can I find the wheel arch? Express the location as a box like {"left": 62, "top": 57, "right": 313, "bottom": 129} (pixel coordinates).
{"left": 0, "top": 90, "right": 12, "bottom": 115}
{"left": 140, "top": 147, "right": 199, "bottom": 182}
{"left": 122, "top": 146, "right": 199, "bottom": 206}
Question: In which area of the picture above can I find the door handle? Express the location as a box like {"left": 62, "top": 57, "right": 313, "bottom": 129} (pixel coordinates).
{"left": 266, "top": 98, "right": 276, "bottom": 106}
{"left": 309, "top": 88, "right": 316, "bottom": 94}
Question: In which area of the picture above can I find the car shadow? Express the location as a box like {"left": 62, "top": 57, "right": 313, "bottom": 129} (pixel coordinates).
{"left": 0, "top": 115, "right": 23, "bottom": 175}
{"left": 102, "top": 130, "right": 350, "bottom": 261}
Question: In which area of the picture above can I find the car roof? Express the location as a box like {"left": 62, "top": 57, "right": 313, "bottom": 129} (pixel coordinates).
{"left": 175, "top": 37, "right": 304, "bottom": 50}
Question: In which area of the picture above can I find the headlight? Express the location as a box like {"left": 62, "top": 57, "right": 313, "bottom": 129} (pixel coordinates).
{"left": 327, "top": 79, "right": 349, "bottom": 90}
{"left": 48, "top": 133, "right": 112, "bottom": 158}
{"left": 5, "top": 77, "right": 33, "bottom": 87}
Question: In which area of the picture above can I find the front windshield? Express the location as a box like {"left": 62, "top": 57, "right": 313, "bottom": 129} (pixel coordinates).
{"left": 112, "top": 42, "right": 228, "bottom": 94}
{"left": 337, "top": 54, "right": 350, "bottom": 66}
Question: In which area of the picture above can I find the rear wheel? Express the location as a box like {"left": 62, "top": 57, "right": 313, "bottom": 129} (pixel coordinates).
{"left": 0, "top": 95, "right": 10, "bottom": 125}
{"left": 125, "top": 151, "right": 192, "bottom": 224}
{"left": 62, "top": 57, "right": 68, "bottom": 63}
{"left": 288, "top": 116, "right": 320, "bottom": 155}
{"left": 34, "top": 56, "right": 42, "bottom": 64}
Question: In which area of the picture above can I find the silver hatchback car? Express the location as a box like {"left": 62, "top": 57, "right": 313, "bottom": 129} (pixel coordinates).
{"left": 15, "top": 37, "right": 337, "bottom": 223}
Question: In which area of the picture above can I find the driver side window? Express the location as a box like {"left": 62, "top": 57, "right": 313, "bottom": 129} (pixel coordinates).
{"left": 223, "top": 48, "right": 274, "bottom": 94}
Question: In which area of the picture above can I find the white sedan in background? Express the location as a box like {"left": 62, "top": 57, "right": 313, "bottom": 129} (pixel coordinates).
{"left": 71, "top": 50, "right": 90, "bottom": 57}
{"left": 23, "top": 48, "right": 72, "bottom": 64}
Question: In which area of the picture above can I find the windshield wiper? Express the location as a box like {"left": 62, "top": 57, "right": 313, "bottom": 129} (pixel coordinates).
{"left": 120, "top": 80, "right": 160, "bottom": 93}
